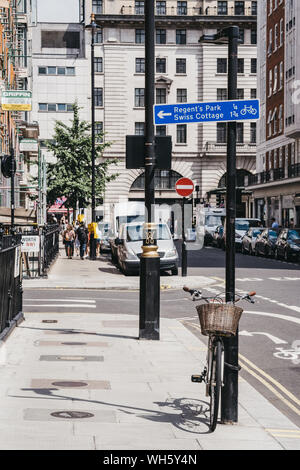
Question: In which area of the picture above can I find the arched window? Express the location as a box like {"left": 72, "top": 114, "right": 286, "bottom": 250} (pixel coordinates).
{"left": 131, "top": 170, "right": 183, "bottom": 190}
{"left": 218, "top": 170, "right": 252, "bottom": 189}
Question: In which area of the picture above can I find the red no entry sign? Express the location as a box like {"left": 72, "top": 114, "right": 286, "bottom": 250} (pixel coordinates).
{"left": 175, "top": 178, "right": 194, "bottom": 197}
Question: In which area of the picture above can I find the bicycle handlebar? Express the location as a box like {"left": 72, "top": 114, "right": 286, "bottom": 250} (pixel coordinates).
{"left": 183, "top": 286, "right": 256, "bottom": 303}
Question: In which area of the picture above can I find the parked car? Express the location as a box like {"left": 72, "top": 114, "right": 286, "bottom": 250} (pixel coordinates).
{"left": 254, "top": 229, "right": 278, "bottom": 257}
{"left": 203, "top": 208, "right": 226, "bottom": 245}
{"left": 212, "top": 225, "right": 224, "bottom": 249}
{"left": 241, "top": 227, "right": 265, "bottom": 255}
{"left": 115, "top": 222, "right": 179, "bottom": 275}
{"left": 234, "top": 218, "right": 262, "bottom": 251}
{"left": 274, "top": 228, "right": 300, "bottom": 261}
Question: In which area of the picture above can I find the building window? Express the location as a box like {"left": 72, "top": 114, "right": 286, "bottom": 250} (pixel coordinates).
{"left": 251, "top": 1, "right": 257, "bottom": 15}
{"left": 94, "top": 57, "right": 103, "bottom": 73}
{"left": 280, "top": 18, "right": 284, "bottom": 46}
{"left": 176, "top": 58, "right": 186, "bottom": 74}
{"left": 237, "top": 123, "right": 244, "bottom": 143}
{"left": 250, "top": 123, "right": 256, "bottom": 143}
{"left": 92, "top": 0, "right": 103, "bottom": 14}
{"left": 177, "top": 88, "right": 187, "bottom": 103}
{"left": 156, "top": 29, "right": 166, "bottom": 44}
{"left": 217, "top": 88, "right": 227, "bottom": 100}
{"left": 136, "top": 58, "right": 145, "bottom": 73}
{"left": 251, "top": 58, "right": 257, "bottom": 74}
{"left": 251, "top": 29, "right": 257, "bottom": 44}
{"left": 274, "top": 23, "right": 278, "bottom": 51}
{"left": 177, "top": 1, "right": 187, "bottom": 15}
{"left": 135, "top": 29, "right": 145, "bottom": 44}
{"left": 94, "top": 88, "right": 103, "bottom": 107}
{"left": 239, "top": 28, "right": 244, "bottom": 44}
{"left": 95, "top": 29, "right": 103, "bottom": 43}
{"left": 218, "top": 1, "right": 228, "bottom": 15}
{"left": 95, "top": 122, "right": 103, "bottom": 142}
{"left": 237, "top": 89, "right": 244, "bottom": 100}
{"left": 38, "top": 103, "right": 73, "bottom": 112}
{"left": 135, "top": 122, "right": 145, "bottom": 135}
{"left": 135, "top": 1, "right": 144, "bottom": 15}
{"left": 156, "top": 88, "right": 167, "bottom": 104}
{"left": 176, "top": 29, "right": 186, "bottom": 45}
{"left": 57, "top": 67, "right": 66, "bottom": 75}
{"left": 238, "top": 58, "right": 244, "bottom": 74}
{"left": 217, "top": 58, "right": 227, "bottom": 73}
{"left": 217, "top": 123, "right": 227, "bottom": 143}
{"left": 177, "top": 124, "right": 187, "bottom": 143}
{"left": 251, "top": 88, "right": 257, "bottom": 99}
{"left": 156, "top": 125, "right": 166, "bottom": 136}
{"left": 156, "top": 1, "right": 166, "bottom": 15}
{"left": 156, "top": 58, "right": 166, "bottom": 73}
{"left": 135, "top": 88, "right": 145, "bottom": 107}
{"left": 235, "top": 1, "right": 245, "bottom": 16}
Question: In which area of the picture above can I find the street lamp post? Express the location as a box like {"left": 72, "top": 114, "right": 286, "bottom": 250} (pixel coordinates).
{"left": 199, "top": 26, "right": 239, "bottom": 423}
{"left": 86, "top": 14, "right": 97, "bottom": 260}
{"left": 139, "top": 0, "right": 160, "bottom": 340}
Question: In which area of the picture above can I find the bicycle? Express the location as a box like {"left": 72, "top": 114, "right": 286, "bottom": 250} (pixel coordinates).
{"left": 183, "top": 286, "right": 256, "bottom": 432}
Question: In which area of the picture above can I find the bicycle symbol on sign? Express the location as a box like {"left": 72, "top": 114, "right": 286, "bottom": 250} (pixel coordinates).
{"left": 240, "top": 105, "right": 258, "bottom": 116}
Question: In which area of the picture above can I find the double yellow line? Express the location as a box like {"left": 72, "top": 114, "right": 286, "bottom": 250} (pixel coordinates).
{"left": 238, "top": 353, "right": 300, "bottom": 418}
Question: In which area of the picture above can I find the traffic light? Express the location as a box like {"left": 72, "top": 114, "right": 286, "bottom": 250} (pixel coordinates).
{"left": 1, "top": 155, "right": 16, "bottom": 178}
{"left": 216, "top": 193, "right": 221, "bottom": 207}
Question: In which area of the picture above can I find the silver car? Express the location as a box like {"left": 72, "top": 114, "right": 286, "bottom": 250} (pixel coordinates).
{"left": 115, "top": 222, "right": 179, "bottom": 275}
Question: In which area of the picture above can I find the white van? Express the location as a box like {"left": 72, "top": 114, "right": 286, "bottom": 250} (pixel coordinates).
{"left": 115, "top": 222, "right": 179, "bottom": 275}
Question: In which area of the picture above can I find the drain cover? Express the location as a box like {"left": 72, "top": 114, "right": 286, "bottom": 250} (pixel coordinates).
{"left": 61, "top": 342, "right": 87, "bottom": 346}
{"left": 51, "top": 381, "right": 88, "bottom": 388}
{"left": 50, "top": 411, "right": 94, "bottom": 419}
{"left": 42, "top": 320, "right": 58, "bottom": 324}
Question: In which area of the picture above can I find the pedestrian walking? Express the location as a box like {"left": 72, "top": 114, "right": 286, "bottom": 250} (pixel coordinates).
{"left": 95, "top": 224, "right": 102, "bottom": 257}
{"left": 76, "top": 222, "right": 89, "bottom": 260}
{"left": 271, "top": 217, "right": 279, "bottom": 231}
{"left": 63, "top": 224, "right": 76, "bottom": 259}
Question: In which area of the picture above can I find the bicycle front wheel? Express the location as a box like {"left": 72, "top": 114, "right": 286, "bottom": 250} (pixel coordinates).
{"left": 209, "top": 339, "right": 222, "bottom": 432}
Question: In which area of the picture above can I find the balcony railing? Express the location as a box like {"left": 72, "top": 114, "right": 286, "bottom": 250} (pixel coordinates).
{"left": 288, "top": 163, "right": 300, "bottom": 178}
{"left": 119, "top": 6, "right": 257, "bottom": 17}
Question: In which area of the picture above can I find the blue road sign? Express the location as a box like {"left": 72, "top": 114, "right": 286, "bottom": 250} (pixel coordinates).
{"left": 154, "top": 99, "right": 260, "bottom": 125}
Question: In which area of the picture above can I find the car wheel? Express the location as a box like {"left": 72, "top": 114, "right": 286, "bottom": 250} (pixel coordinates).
{"left": 249, "top": 246, "right": 253, "bottom": 256}
{"left": 241, "top": 244, "right": 245, "bottom": 255}
{"left": 274, "top": 249, "right": 279, "bottom": 260}
{"left": 255, "top": 246, "right": 259, "bottom": 256}
{"left": 171, "top": 267, "right": 178, "bottom": 276}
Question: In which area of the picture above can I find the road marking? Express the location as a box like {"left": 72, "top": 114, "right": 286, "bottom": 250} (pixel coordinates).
{"left": 245, "top": 310, "right": 300, "bottom": 326}
{"left": 238, "top": 359, "right": 300, "bottom": 417}
{"left": 266, "top": 429, "right": 300, "bottom": 438}
{"left": 25, "top": 299, "right": 96, "bottom": 303}
{"left": 239, "top": 330, "right": 288, "bottom": 345}
{"left": 24, "top": 304, "right": 96, "bottom": 308}
{"left": 239, "top": 353, "right": 300, "bottom": 408}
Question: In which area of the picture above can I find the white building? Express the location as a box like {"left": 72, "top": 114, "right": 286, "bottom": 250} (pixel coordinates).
{"left": 27, "top": 0, "right": 258, "bottom": 220}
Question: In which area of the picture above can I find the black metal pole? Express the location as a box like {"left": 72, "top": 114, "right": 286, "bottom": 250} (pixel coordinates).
{"left": 90, "top": 14, "right": 96, "bottom": 260}
{"left": 139, "top": 0, "right": 160, "bottom": 340}
{"left": 221, "top": 25, "right": 239, "bottom": 424}
{"left": 181, "top": 197, "right": 187, "bottom": 277}
{"left": 10, "top": 147, "right": 15, "bottom": 231}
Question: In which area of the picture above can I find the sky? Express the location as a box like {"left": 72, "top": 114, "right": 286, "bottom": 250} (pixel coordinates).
{"left": 36, "top": 0, "right": 80, "bottom": 23}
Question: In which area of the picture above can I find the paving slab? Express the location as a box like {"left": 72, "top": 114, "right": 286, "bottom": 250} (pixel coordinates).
{"left": 0, "top": 312, "right": 299, "bottom": 450}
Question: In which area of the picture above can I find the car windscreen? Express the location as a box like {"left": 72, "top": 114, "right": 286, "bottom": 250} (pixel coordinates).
{"left": 235, "top": 221, "right": 249, "bottom": 231}
{"left": 288, "top": 230, "right": 300, "bottom": 240}
{"left": 205, "top": 215, "right": 223, "bottom": 227}
{"left": 126, "top": 224, "right": 170, "bottom": 242}
{"left": 269, "top": 230, "right": 278, "bottom": 239}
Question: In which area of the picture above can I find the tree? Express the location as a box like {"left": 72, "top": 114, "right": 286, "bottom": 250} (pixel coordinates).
{"left": 46, "top": 103, "right": 118, "bottom": 218}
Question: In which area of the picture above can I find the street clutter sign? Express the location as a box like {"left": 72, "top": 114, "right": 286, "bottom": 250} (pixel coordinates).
{"left": 154, "top": 99, "right": 260, "bottom": 125}
{"left": 175, "top": 178, "right": 194, "bottom": 197}
{"left": 21, "top": 235, "right": 40, "bottom": 253}
{"left": 1, "top": 90, "right": 32, "bottom": 111}
{"left": 19, "top": 139, "right": 38, "bottom": 152}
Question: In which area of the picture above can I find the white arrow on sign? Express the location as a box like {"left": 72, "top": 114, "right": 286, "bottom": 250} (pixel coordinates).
{"left": 157, "top": 111, "right": 172, "bottom": 119}
{"left": 239, "top": 331, "right": 288, "bottom": 345}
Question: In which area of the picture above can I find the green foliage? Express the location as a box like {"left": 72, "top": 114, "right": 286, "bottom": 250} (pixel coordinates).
{"left": 46, "top": 102, "right": 118, "bottom": 210}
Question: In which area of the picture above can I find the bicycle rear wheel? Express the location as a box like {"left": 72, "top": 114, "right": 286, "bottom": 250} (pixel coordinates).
{"left": 209, "top": 338, "right": 222, "bottom": 432}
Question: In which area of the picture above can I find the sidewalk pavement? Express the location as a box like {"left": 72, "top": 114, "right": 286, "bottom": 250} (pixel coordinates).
{"left": 0, "top": 311, "right": 299, "bottom": 450}
{"left": 23, "top": 248, "right": 216, "bottom": 291}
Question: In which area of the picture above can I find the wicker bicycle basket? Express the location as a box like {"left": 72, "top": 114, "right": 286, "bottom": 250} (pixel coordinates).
{"left": 196, "top": 304, "right": 243, "bottom": 337}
